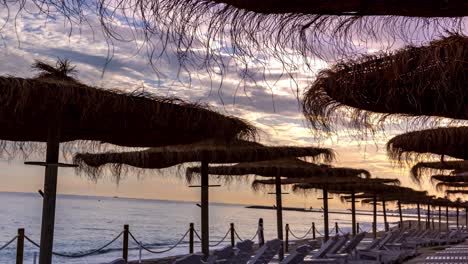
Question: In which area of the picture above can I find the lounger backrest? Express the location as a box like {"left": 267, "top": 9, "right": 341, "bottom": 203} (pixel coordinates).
{"left": 248, "top": 239, "right": 282, "bottom": 264}
{"left": 364, "top": 236, "right": 382, "bottom": 250}
{"left": 279, "top": 246, "right": 310, "bottom": 264}
{"left": 231, "top": 240, "right": 254, "bottom": 264}
{"left": 213, "top": 245, "right": 235, "bottom": 260}
{"left": 328, "top": 234, "right": 349, "bottom": 254}
{"left": 377, "top": 231, "right": 397, "bottom": 250}
{"left": 339, "top": 232, "right": 366, "bottom": 254}
{"left": 312, "top": 236, "right": 339, "bottom": 258}
{"left": 107, "top": 259, "right": 126, "bottom": 264}
{"left": 173, "top": 254, "right": 202, "bottom": 264}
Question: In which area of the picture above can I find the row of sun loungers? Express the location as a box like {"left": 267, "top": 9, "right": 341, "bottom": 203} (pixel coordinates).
{"left": 424, "top": 243, "right": 468, "bottom": 263}
{"left": 107, "top": 228, "right": 467, "bottom": 264}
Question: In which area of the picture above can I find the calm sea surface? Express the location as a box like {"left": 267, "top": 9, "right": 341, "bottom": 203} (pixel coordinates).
{"left": 0, "top": 192, "right": 401, "bottom": 264}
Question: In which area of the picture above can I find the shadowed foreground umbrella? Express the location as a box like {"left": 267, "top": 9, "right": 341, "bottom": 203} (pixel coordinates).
{"left": 303, "top": 35, "right": 468, "bottom": 131}
{"left": 75, "top": 142, "right": 334, "bottom": 257}
{"left": 187, "top": 159, "right": 370, "bottom": 250}
{"left": 411, "top": 161, "right": 468, "bottom": 180}
{"left": 4, "top": 0, "right": 466, "bottom": 84}
{"left": 1, "top": 60, "right": 257, "bottom": 264}
{"left": 387, "top": 127, "right": 468, "bottom": 162}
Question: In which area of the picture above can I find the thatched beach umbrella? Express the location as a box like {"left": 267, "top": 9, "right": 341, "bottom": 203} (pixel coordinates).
{"left": 1, "top": 60, "right": 257, "bottom": 264}
{"left": 7, "top": 0, "right": 466, "bottom": 79}
{"left": 75, "top": 141, "right": 334, "bottom": 257}
{"left": 352, "top": 187, "right": 427, "bottom": 232}
{"left": 387, "top": 127, "right": 468, "bottom": 162}
{"left": 411, "top": 161, "right": 468, "bottom": 180}
{"left": 293, "top": 180, "right": 402, "bottom": 239}
{"left": 251, "top": 175, "right": 398, "bottom": 239}
{"left": 185, "top": 159, "right": 368, "bottom": 259}
{"left": 303, "top": 35, "right": 468, "bottom": 132}
{"left": 432, "top": 175, "right": 468, "bottom": 184}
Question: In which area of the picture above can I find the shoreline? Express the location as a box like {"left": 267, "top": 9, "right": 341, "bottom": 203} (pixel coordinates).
{"left": 246, "top": 205, "right": 421, "bottom": 219}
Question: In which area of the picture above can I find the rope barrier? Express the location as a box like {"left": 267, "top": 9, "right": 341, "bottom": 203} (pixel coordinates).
{"left": 194, "top": 230, "right": 202, "bottom": 242}
{"left": 315, "top": 229, "right": 324, "bottom": 237}
{"left": 0, "top": 236, "right": 17, "bottom": 251}
{"left": 129, "top": 229, "right": 190, "bottom": 254}
{"left": 209, "top": 229, "right": 230, "bottom": 247}
{"left": 288, "top": 226, "right": 313, "bottom": 240}
{"left": 25, "top": 232, "right": 123, "bottom": 258}
{"left": 338, "top": 227, "right": 347, "bottom": 235}
{"left": 233, "top": 228, "right": 258, "bottom": 242}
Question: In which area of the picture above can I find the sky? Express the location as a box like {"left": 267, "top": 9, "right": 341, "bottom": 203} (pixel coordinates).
{"left": 0, "top": 3, "right": 466, "bottom": 210}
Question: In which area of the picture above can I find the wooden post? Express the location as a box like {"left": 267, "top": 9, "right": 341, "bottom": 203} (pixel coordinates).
{"left": 439, "top": 206, "right": 442, "bottom": 230}
{"left": 456, "top": 206, "right": 459, "bottom": 229}
{"left": 351, "top": 192, "right": 356, "bottom": 236}
{"left": 382, "top": 199, "right": 388, "bottom": 232}
{"left": 417, "top": 203, "right": 421, "bottom": 230}
{"left": 312, "top": 222, "right": 316, "bottom": 239}
{"left": 356, "top": 223, "right": 360, "bottom": 233}
{"left": 432, "top": 218, "right": 435, "bottom": 230}
{"left": 275, "top": 175, "right": 284, "bottom": 260}
{"left": 285, "top": 224, "right": 289, "bottom": 253}
{"left": 446, "top": 206, "right": 449, "bottom": 231}
{"left": 189, "top": 223, "right": 194, "bottom": 253}
{"left": 258, "top": 218, "right": 264, "bottom": 246}
{"left": 335, "top": 222, "right": 339, "bottom": 236}
{"left": 323, "top": 189, "right": 329, "bottom": 241}
{"left": 39, "top": 126, "right": 60, "bottom": 264}
{"left": 201, "top": 159, "right": 209, "bottom": 257}
{"left": 230, "top": 223, "right": 235, "bottom": 248}
{"left": 465, "top": 207, "right": 468, "bottom": 228}
{"left": 398, "top": 200, "right": 403, "bottom": 228}
{"left": 427, "top": 204, "right": 431, "bottom": 230}
{"left": 373, "top": 195, "right": 377, "bottom": 239}
{"left": 123, "top": 225, "right": 129, "bottom": 261}
{"left": 16, "top": 228, "right": 24, "bottom": 264}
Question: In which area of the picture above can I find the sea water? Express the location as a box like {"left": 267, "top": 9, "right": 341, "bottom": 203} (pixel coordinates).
{"left": 0, "top": 192, "right": 400, "bottom": 264}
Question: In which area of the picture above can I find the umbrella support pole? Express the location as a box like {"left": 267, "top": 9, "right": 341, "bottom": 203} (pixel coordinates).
{"left": 372, "top": 195, "right": 377, "bottom": 239}
{"left": 417, "top": 203, "right": 421, "bottom": 230}
{"left": 456, "top": 207, "right": 459, "bottom": 229}
{"left": 323, "top": 189, "right": 329, "bottom": 241}
{"left": 439, "top": 206, "right": 441, "bottom": 230}
{"left": 201, "top": 160, "right": 209, "bottom": 258}
{"left": 427, "top": 205, "right": 431, "bottom": 230}
{"left": 398, "top": 201, "right": 403, "bottom": 228}
{"left": 446, "top": 206, "right": 449, "bottom": 231}
{"left": 466, "top": 207, "right": 468, "bottom": 227}
{"left": 39, "top": 126, "right": 60, "bottom": 264}
{"left": 351, "top": 192, "right": 356, "bottom": 236}
{"left": 274, "top": 176, "right": 284, "bottom": 260}
{"left": 382, "top": 199, "right": 388, "bottom": 232}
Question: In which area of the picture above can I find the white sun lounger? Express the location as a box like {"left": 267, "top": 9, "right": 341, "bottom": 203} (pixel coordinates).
{"left": 247, "top": 239, "right": 283, "bottom": 264}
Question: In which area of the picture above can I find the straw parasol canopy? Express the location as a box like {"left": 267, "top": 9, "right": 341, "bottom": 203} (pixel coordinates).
{"left": 5, "top": 0, "right": 467, "bottom": 91}
{"left": 4, "top": 60, "right": 257, "bottom": 264}
{"left": 411, "top": 161, "right": 468, "bottom": 179}
{"left": 431, "top": 175, "right": 468, "bottom": 184}
{"left": 447, "top": 190, "right": 468, "bottom": 195}
{"left": 387, "top": 127, "right": 468, "bottom": 163}
{"left": 0, "top": 60, "right": 257, "bottom": 154}
{"left": 303, "top": 34, "right": 468, "bottom": 132}
{"left": 436, "top": 182, "right": 468, "bottom": 192}
{"left": 251, "top": 176, "right": 398, "bottom": 192}
{"left": 185, "top": 158, "right": 369, "bottom": 183}
{"left": 75, "top": 141, "right": 335, "bottom": 180}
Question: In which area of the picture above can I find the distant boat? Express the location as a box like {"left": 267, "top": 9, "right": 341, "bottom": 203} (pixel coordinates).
{"left": 113, "top": 196, "right": 119, "bottom": 199}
